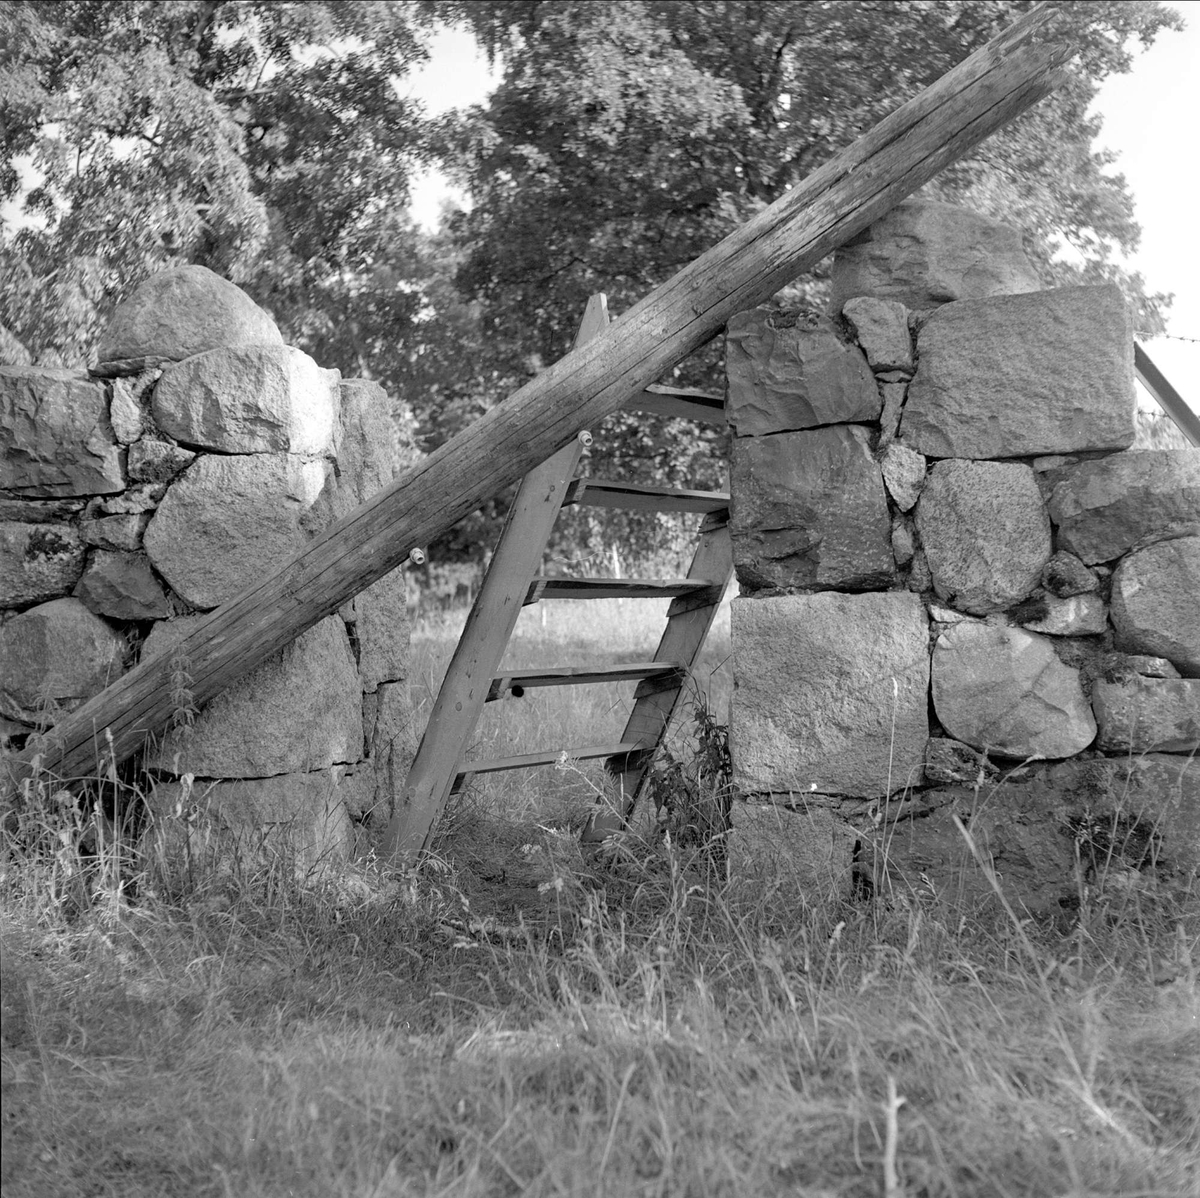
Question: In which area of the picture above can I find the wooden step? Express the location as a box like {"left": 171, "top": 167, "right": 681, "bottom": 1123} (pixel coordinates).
{"left": 623, "top": 384, "right": 726, "bottom": 425}
{"left": 524, "top": 576, "right": 723, "bottom": 605}
{"left": 455, "top": 741, "right": 650, "bottom": 781}
{"left": 487, "top": 661, "right": 686, "bottom": 702}
{"left": 563, "top": 478, "right": 730, "bottom": 515}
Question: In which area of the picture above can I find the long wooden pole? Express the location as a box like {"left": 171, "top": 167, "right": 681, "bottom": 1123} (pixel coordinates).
{"left": 4, "top": 3, "right": 1074, "bottom": 809}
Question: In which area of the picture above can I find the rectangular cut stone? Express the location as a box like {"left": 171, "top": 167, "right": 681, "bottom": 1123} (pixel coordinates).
{"left": 901, "top": 286, "right": 1135, "bottom": 458}
{"left": 725, "top": 306, "right": 879, "bottom": 436}
{"left": 729, "top": 424, "right": 894, "bottom": 592}
{"left": 1, "top": 367, "right": 125, "bottom": 496}
{"left": 731, "top": 592, "right": 928, "bottom": 798}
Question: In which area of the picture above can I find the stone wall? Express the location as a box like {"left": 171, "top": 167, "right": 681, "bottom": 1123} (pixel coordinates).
{"left": 725, "top": 201, "right": 1199, "bottom": 918}
{"left": 0, "top": 266, "right": 418, "bottom": 872}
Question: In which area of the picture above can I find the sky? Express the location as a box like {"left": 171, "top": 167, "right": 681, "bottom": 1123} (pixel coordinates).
{"left": 403, "top": 11, "right": 1200, "bottom": 421}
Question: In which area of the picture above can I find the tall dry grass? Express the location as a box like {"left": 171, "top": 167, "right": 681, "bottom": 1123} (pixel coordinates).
{"left": 2, "top": 593, "right": 1197, "bottom": 1198}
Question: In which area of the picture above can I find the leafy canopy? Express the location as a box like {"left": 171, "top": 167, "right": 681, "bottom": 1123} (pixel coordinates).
{"left": 1, "top": 0, "right": 437, "bottom": 383}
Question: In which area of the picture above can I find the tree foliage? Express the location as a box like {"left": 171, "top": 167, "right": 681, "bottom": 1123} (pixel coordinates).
{"left": 430, "top": 0, "right": 1180, "bottom": 562}
{"left": 0, "top": 0, "right": 438, "bottom": 386}
{"left": 452, "top": 0, "right": 1177, "bottom": 364}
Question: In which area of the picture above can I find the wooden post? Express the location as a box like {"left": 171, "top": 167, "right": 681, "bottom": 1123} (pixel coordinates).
{"left": 3, "top": 3, "right": 1075, "bottom": 810}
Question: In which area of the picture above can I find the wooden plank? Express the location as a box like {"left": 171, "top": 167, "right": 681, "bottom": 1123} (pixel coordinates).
{"left": 624, "top": 385, "right": 726, "bottom": 424}
{"left": 456, "top": 742, "right": 647, "bottom": 779}
{"left": 563, "top": 479, "right": 730, "bottom": 514}
{"left": 524, "top": 577, "right": 721, "bottom": 604}
{"left": 3, "top": 5, "right": 1076, "bottom": 818}
{"left": 1134, "top": 343, "right": 1200, "bottom": 447}
{"left": 487, "top": 662, "right": 686, "bottom": 701}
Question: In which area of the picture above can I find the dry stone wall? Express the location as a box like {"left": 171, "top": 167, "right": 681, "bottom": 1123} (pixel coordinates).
{"left": 0, "top": 266, "right": 418, "bottom": 872}
{"left": 725, "top": 200, "right": 1199, "bottom": 918}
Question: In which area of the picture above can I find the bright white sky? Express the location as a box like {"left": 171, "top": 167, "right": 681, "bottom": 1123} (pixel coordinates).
{"left": 405, "top": 13, "right": 1200, "bottom": 419}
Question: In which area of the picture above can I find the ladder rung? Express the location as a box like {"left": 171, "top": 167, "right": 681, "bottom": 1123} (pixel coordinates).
{"left": 487, "top": 661, "right": 686, "bottom": 701}
{"left": 525, "top": 577, "right": 721, "bottom": 604}
{"left": 564, "top": 478, "right": 730, "bottom": 515}
{"left": 623, "top": 384, "right": 726, "bottom": 424}
{"left": 455, "top": 741, "right": 649, "bottom": 779}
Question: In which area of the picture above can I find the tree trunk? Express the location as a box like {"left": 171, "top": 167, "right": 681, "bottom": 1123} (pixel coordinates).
{"left": 4, "top": 4, "right": 1075, "bottom": 816}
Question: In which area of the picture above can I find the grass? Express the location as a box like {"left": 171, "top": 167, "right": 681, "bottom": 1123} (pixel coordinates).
{"left": 2, "top": 594, "right": 1198, "bottom": 1198}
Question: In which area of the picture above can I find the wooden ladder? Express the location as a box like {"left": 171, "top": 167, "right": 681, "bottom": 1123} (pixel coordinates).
{"left": 381, "top": 295, "right": 734, "bottom": 865}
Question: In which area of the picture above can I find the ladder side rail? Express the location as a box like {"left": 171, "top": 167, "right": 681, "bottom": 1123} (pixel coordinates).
{"left": 381, "top": 297, "right": 611, "bottom": 863}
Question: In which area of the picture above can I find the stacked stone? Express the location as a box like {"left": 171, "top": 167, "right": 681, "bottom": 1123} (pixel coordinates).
{"left": 0, "top": 266, "right": 416, "bottom": 871}
{"left": 725, "top": 201, "right": 1199, "bottom": 915}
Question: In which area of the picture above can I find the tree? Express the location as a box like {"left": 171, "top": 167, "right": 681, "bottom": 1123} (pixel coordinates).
{"left": 0, "top": 0, "right": 440, "bottom": 402}
{"left": 436, "top": 0, "right": 1180, "bottom": 562}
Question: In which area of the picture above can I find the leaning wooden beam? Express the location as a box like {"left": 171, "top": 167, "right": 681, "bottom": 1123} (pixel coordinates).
{"left": 4, "top": 4, "right": 1075, "bottom": 829}
{"left": 1134, "top": 343, "right": 1200, "bottom": 447}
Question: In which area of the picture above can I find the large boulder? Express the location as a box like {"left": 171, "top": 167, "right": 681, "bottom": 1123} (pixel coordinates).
{"left": 0, "top": 522, "right": 86, "bottom": 607}
{"left": 1110, "top": 536, "right": 1200, "bottom": 677}
{"left": 94, "top": 265, "right": 283, "bottom": 375}
{"left": 730, "top": 424, "right": 894, "bottom": 592}
{"left": 931, "top": 621, "right": 1096, "bottom": 759}
{"left": 142, "top": 453, "right": 333, "bottom": 610}
{"left": 830, "top": 200, "right": 1041, "bottom": 313}
{"left": 1046, "top": 450, "right": 1200, "bottom": 564}
{"left": 142, "top": 615, "right": 362, "bottom": 777}
{"left": 900, "top": 287, "right": 1135, "bottom": 459}
{"left": 731, "top": 591, "right": 928, "bottom": 798}
{"left": 915, "top": 460, "right": 1050, "bottom": 614}
{"left": 725, "top": 307, "right": 879, "bottom": 436}
{"left": 0, "top": 367, "right": 125, "bottom": 497}
{"left": 152, "top": 345, "right": 338, "bottom": 456}
{"left": 0, "top": 597, "right": 126, "bottom": 724}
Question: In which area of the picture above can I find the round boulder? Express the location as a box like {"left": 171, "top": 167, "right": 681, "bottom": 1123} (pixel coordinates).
{"left": 932, "top": 621, "right": 1096, "bottom": 759}
{"left": 915, "top": 459, "right": 1050, "bottom": 614}
{"left": 94, "top": 266, "right": 283, "bottom": 376}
